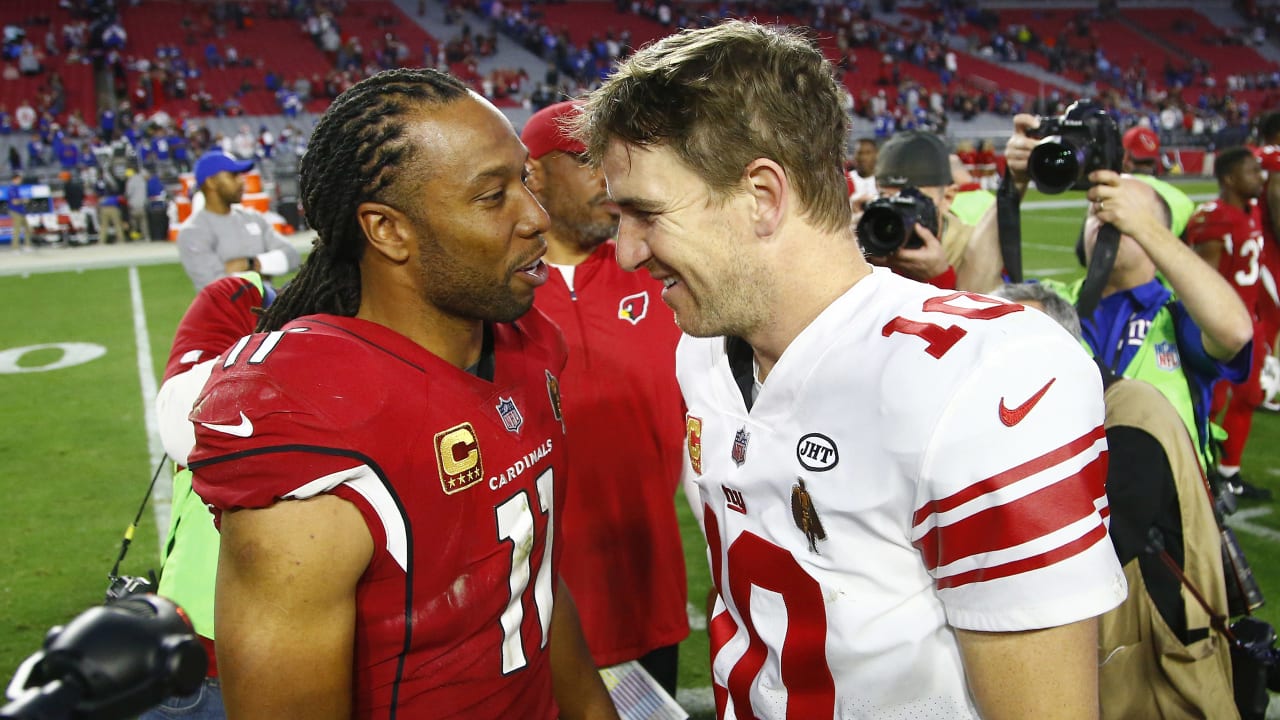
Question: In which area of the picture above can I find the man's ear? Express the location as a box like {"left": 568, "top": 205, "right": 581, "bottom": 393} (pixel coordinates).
{"left": 525, "top": 157, "right": 546, "bottom": 196}
{"left": 356, "top": 202, "right": 412, "bottom": 263}
{"left": 744, "top": 157, "right": 786, "bottom": 238}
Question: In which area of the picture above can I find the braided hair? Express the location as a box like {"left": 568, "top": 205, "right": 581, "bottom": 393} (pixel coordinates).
{"left": 257, "top": 68, "right": 469, "bottom": 332}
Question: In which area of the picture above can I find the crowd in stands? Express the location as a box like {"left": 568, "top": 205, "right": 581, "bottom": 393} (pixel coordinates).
{"left": 0, "top": 0, "right": 1276, "bottom": 163}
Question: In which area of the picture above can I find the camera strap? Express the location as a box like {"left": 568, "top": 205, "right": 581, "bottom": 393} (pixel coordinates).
{"left": 1151, "top": 543, "right": 1237, "bottom": 643}
{"left": 108, "top": 452, "right": 169, "bottom": 584}
{"left": 1076, "top": 223, "right": 1120, "bottom": 318}
{"left": 1147, "top": 449, "right": 1256, "bottom": 647}
{"left": 995, "top": 167, "right": 1023, "bottom": 283}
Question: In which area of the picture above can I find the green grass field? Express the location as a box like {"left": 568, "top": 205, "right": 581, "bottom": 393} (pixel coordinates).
{"left": 1, "top": 179, "right": 1278, "bottom": 718}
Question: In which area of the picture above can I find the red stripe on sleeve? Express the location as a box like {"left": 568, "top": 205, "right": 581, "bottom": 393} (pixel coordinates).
{"left": 934, "top": 522, "right": 1110, "bottom": 590}
{"left": 913, "top": 454, "right": 1108, "bottom": 572}
{"left": 912, "top": 424, "right": 1105, "bottom": 528}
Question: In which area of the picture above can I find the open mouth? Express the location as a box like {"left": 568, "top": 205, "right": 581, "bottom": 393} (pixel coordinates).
{"left": 516, "top": 258, "right": 548, "bottom": 286}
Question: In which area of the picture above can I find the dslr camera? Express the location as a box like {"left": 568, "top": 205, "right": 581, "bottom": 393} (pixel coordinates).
{"left": 1027, "top": 100, "right": 1123, "bottom": 194}
{"left": 856, "top": 187, "right": 940, "bottom": 256}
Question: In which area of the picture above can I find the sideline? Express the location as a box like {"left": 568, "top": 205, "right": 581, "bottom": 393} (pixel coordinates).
{"left": 1021, "top": 192, "right": 1214, "bottom": 211}
{"left": 0, "top": 231, "right": 316, "bottom": 278}
{"left": 129, "top": 266, "right": 170, "bottom": 547}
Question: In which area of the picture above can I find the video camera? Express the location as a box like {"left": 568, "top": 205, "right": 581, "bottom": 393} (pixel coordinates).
{"left": 856, "top": 186, "right": 940, "bottom": 256}
{"left": 2, "top": 595, "right": 206, "bottom": 720}
{"left": 1027, "top": 100, "right": 1123, "bottom": 194}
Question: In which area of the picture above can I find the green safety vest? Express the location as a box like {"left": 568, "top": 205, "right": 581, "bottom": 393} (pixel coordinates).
{"left": 950, "top": 189, "right": 996, "bottom": 227}
{"left": 156, "top": 466, "right": 219, "bottom": 638}
{"left": 1042, "top": 277, "right": 1216, "bottom": 470}
{"left": 1132, "top": 175, "right": 1195, "bottom": 239}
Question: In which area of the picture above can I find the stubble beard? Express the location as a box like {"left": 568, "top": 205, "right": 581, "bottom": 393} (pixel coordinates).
{"left": 416, "top": 235, "right": 532, "bottom": 324}
{"left": 675, "top": 261, "right": 772, "bottom": 341}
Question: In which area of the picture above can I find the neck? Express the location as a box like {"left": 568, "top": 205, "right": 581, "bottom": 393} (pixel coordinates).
{"left": 748, "top": 232, "right": 871, "bottom": 382}
{"left": 203, "top": 194, "right": 232, "bottom": 215}
{"left": 1223, "top": 191, "right": 1249, "bottom": 211}
{"left": 355, "top": 266, "right": 485, "bottom": 369}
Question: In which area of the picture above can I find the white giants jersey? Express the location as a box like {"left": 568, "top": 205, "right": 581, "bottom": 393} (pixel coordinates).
{"left": 679, "top": 269, "right": 1126, "bottom": 719}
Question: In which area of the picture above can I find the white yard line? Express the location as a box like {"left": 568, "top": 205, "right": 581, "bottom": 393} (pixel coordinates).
{"left": 129, "top": 266, "right": 170, "bottom": 548}
{"left": 1225, "top": 507, "right": 1280, "bottom": 542}
{"left": 675, "top": 687, "right": 715, "bottom": 716}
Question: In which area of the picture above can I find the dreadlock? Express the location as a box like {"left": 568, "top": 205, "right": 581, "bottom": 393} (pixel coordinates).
{"left": 257, "top": 68, "right": 470, "bottom": 332}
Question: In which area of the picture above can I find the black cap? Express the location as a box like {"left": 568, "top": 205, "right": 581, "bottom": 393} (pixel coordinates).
{"left": 875, "top": 130, "right": 952, "bottom": 188}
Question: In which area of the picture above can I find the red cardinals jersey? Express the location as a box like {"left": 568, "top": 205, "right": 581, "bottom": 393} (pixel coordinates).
{"left": 162, "top": 273, "right": 265, "bottom": 382}
{"left": 535, "top": 241, "right": 689, "bottom": 667}
{"left": 1187, "top": 199, "right": 1266, "bottom": 315}
{"left": 190, "top": 312, "right": 569, "bottom": 719}
{"left": 680, "top": 270, "right": 1125, "bottom": 718}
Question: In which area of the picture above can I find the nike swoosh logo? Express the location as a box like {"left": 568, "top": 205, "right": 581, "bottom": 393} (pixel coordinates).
{"left": 999, "top": 378, "right": 1056, "bottom": 427}
{"left": 200, "top": 412, "right": 254, "bottom": 438}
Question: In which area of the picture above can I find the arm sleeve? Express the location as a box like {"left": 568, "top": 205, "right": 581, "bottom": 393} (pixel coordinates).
{"left": 177, "top": 219, "right": 224, "bottom": 290}
{"left": 912, "top": 330, "right": 1126, "bottom": 632}
{"left": 156, "top": 359, "right": 216, "bottom": 466}
{"left": 1184, "top": 214, "right": 1228, "bottom": 247}
{"left": 1173, "top": 302, "right": 1251, "bottom": 385}
{"left": 1103, "top": 425, "right": 1175, "bottom": 565}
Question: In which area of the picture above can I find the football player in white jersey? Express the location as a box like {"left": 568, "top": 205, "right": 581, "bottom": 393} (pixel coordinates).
{"left": 573, "top": 20, "right": 1127, "bottom": 720}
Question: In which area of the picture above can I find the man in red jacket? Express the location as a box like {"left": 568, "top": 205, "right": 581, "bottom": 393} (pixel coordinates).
{"left": 523, "top": 100, "right": 690, "bottom": 694}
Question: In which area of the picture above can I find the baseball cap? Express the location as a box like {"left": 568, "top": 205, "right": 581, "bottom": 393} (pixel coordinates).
{"left": 875, "top": 130, "right": 952, "bottom": 187}
{"left": 521, "top": 101, "right": 586, "bottom": 160}
{"left": 194, "top": 150, "right": 254, "bottom": 190}
{"left": 1123, "top": 126, "right": 1160, "bottom": 161}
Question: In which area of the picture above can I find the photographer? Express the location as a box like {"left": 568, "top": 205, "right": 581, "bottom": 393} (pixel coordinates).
{"left": 857, "top": 130, "right": 996, "bottom": 290}
{"left": 981, "top": 113, "right": 1253, "bottom": 472}
{"left": 993, "top": 283, "right": 1237, "bottom": 720}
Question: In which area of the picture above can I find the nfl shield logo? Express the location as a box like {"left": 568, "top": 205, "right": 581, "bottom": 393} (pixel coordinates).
{"left": 1154, "top": 341, "right": 1181, "bottom": 371}
{"left": 496, "top": 397, "right": 523, "bottom": 433}
{"left": 732, "top": 427, "right": 750, "bottom": 467}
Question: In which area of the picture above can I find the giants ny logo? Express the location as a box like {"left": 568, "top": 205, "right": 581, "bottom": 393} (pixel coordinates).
{"left": 1125, "top": 318, "right": 1152, "bottom": 347}
{"left": 618, "top": 291, "right": 650, "bottom": 325}
{"left": 722, "top": 485, "right": 747, "bottom": 514}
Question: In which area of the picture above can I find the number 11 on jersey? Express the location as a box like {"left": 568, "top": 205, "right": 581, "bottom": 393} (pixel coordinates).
{"left": 495, "top": 468, "right": 555, "bottom": 674}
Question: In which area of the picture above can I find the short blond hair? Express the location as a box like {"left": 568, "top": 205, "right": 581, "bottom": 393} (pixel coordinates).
{"left": 573, "top": 20, "right": 852, "bottom": 234}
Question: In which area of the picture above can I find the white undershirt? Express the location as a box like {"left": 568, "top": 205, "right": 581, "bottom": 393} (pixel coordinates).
{"left": 549, "top": 263, "right": 575, "bottom": 292}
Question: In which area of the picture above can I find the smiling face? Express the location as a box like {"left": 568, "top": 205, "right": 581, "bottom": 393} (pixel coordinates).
{"left": 397, "top": 96, "right": 551, "bottom": 323}
{"left": 604, "top": 141, "right": 773, "bottom": 338}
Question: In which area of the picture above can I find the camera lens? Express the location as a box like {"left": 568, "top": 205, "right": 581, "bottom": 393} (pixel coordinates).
{"left": 857, "top": 205, "right": 908, "bottom": 255}
{"left": 1028, "top": 137, "right": 1084, "bottom": 194}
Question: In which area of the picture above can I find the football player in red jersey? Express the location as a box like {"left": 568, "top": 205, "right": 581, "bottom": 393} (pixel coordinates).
{"left": 522, "top": 101, "right": 690, "bottom": 694}
{"left": 187, "top": 69, "right": 618, "bottom": 720}
{"left": 1187, "top": 146, "right": 1273, "bottom": 498}
{"left": 1250, "top": 113, "right": 1280, "bottom": 409}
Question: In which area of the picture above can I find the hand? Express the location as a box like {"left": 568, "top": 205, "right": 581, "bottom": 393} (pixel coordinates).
{"left": 1003, "top": 114, "right": 1041, "bottom": 187}
{"left": 885, "top": 222, "right": 950, "bottom": 282}
{"left": 849, "top": 191, "right": 876, "bottom": 216}
{"left": 223, "top": 256, "right": 255, "bottom": 274}
{"left": 1085, "top": 171, "right": 1160, "bottom": 242}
